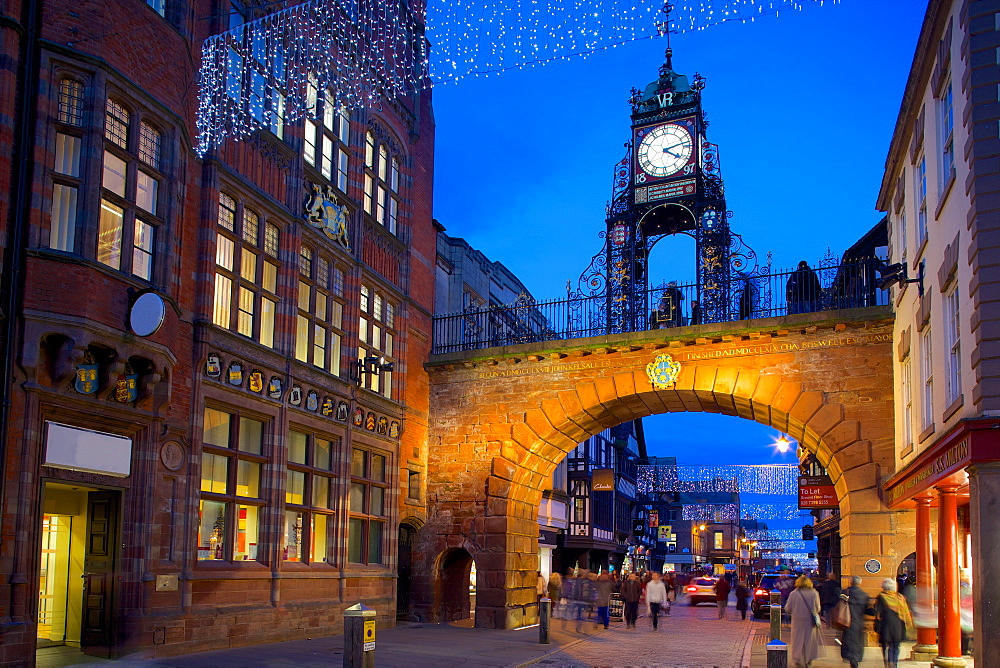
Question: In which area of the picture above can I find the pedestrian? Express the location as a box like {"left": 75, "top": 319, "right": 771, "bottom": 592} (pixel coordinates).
{"left": 786, "top": 260, "right": 822, "bottom": 314}
{"left": 818, "top": 572, "right": 841, "bottom": 626}
{"left": 714, "top": 574, "right": 731, "bottom": 619}
{"left": 874, "top": 578, "right": 912, "bottom": 668}
{"left": 735, "top": 580, "right": 751, "bottom": 620}
{"left": 653, "top": 282, "right": 684, "bottom": 328}
{"left": 562, "top": 570, "right": 580, "bottom": 627}
{"left": 547, "top": 572, "right": 562, "bottom": 618}
{"left": 690, "top": 300, "right": 701, "bottom": 325}
{"left": 665, "top": 570, "right": 678, "bottom": 603}
{"left": 644, "top": 571, "right": 668, "bottom": 630}
{"left": 840, "top": 575, "right": 871, "bottom": 668}
{"left": 785, "top": 574, "right": 822, "bottom": 668}
{"left": 537, "top": 571, "right": 546, "bottom": 602}
{"left": 595, "top": 573, "right": 614, "bottom": 629}
{"left": 577, "top": 571, "right": 595, "bottom": 632}
{"left": 621, "top": 572, "right": 642, "bottom": 629}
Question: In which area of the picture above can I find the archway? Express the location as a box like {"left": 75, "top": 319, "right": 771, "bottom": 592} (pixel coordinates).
{"left": 418, "top": 310, "right": 909, "bottom": 629}
{"left": 436, "top": 548, "right": 475, "bottom": 624}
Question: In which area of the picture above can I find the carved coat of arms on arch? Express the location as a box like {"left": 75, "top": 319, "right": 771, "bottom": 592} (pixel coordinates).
{"left": 304, "top": 184, "right": 351, "bottom": 250}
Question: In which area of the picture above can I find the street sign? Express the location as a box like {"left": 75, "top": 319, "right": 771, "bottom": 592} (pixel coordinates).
{"left": 363, "top": 619, "right": 375, "bottom": 651}
{"left": 798, "top": 475, "right": 838, "bottom": 509}
{"left": 657, "top": 525, "right": 672, "bottom": 542}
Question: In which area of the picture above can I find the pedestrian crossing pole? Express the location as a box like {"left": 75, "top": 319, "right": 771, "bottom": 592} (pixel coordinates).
{"left": 769, "top": 589, "right": 782, "bottom": 641}
{"left": 766, "top": 640, "right": 788, "bottom": 668}
{"left": 539, "top": 597, "right": 551, "bottom": 644}
{"left": 344, "top": 603, "right": 376, "bottom": 667}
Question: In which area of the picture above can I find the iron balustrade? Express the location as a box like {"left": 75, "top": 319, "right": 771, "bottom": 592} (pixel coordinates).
{"left": 432, "top": 260, "right": 889, "bottom": 355}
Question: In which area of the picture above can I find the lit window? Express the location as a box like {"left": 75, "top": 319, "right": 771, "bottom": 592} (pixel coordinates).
{"left": 347, "top": 448, "right": 387, "bottom": 564}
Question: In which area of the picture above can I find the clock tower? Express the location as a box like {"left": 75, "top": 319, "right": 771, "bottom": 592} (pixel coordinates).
{"left": 590, "top": 42, "right": 734, "bottom": 331}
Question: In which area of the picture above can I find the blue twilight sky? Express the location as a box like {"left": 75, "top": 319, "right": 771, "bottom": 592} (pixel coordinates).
{"left": 431, "top": 0, "right": 924, "bottom": 468}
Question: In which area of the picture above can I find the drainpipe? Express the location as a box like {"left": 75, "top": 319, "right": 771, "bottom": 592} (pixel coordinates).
{"left": 1, "top": 0, "right": 41, "bottom": 622}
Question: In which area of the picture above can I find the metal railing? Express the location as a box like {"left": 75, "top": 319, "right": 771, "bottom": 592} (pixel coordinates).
{"left": 432, "top": 260, "right": 889, "bottom": 355}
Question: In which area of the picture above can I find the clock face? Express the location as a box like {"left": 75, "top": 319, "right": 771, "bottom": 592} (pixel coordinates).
{"left": 637, "top": 123, "right": 694, "bottom": 178}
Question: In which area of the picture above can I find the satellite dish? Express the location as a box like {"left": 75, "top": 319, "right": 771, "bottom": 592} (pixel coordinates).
{"left": 129, "top": 291, "right": 166, "bottom": 337}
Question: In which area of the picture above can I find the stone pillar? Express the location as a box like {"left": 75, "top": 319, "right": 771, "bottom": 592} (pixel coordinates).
{"left": 912, "top": 495, "right": 938, "bottom": 661}
{"left": 933, "top": 486, "right": 965, "bottom": 667}
{"left": 968, "top": 462, "right": 1000, "bottom": 668}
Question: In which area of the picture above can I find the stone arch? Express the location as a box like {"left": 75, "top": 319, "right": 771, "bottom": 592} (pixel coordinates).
{"left": 434, "top": 547, "right": 476, "bottom": 624}
{"left": 421, "top": 315, "right": 908, "bottom": 629}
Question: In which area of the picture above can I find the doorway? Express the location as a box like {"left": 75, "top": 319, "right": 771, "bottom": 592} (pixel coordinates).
{"left": 37, "top": 483, "right": 120, "bottom": 658}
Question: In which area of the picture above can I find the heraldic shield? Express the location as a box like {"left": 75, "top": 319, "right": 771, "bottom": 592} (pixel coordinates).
{"left": 645, "top": 353, "right": 681, "bottom": 390}
{"left": 305, "top": 184, "right": 351, "bottom": 250}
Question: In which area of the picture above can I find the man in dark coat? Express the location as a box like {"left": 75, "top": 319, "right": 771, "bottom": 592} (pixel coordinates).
{"left": 840, "top": 576, "right": 871, "bottom": 668}
{"left": 620, "top": 572, "right": 642, "bottom": 629}
{"left": 786, "top": 260, "right": 822, "bottom": 314}
{"left": 714, "top": 575, "right": 732, "bottom": 619}
{"left": 819, "top": 573, "right": 842, "bottom": 625}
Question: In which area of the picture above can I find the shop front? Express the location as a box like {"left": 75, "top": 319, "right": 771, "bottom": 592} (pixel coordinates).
{"left": 883, "top": 418, "right": 1000, "bottom": 666}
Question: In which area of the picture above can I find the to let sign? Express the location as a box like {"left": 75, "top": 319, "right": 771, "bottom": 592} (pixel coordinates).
{"left": 798, "top": 475, "right": 838, "bottom": 509}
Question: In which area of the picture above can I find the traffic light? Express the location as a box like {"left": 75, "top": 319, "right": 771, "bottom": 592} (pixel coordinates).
{"left": 802, "top": 525, "right": 814, "bottom": 540}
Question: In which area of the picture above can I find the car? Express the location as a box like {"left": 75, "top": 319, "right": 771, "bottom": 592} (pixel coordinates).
{"left": 685, "top": 577, "right": 719, "bottom": 605}
{"left": 750, "top": 574, "right": 790, "bottom": 618}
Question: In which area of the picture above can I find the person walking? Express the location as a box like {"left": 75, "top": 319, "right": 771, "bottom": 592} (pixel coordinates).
{"left": 576, "top": 571, "right": 595, "bottom": 632}
{"left": 621, "top": 572, "right": 642, "bottom": 629}
{"left": 840, "top": 576, "right": 871, "bottom": 668}
{"left": 547, "top": 572, "right": 562, "bottom": 619}
{"left": 594, "top": 573, "right": 614, "bottom": 629}
{"left": 645, "top": 571, "right": 668, "bottom": 630}
{"left": 714, "top": 574, "right": 732, "bottom": 619}
{"left": 819, "top": 573, "right": 842, "bottom": 626}
{"left": 735, "top": 580, "right": 752, "bottom": 620}
{"left": 537, "top": 571, "right": 546, "bottom": 602}
{"left": 785, "top": 574, "right": 822, "bottom": 668}
{"left": 562, "top": 570, "right": 581, "bottom": 628}
{"left": 873, "top": 578, "right": 912, "bottom": 668}
{"left": 786, "top": 260, "right": 822, "bottom": 314}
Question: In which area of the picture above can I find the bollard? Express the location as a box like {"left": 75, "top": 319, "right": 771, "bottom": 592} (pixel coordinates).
{"left": 766, "top": 639, "right": 788, "bottom": 668}
{"left": 539, "top": 597, "right": 551, "bottom": 644}
{"left": 769, "top": 589, "right": 781, "bottom": 641}
{"left": 343, "top": 603, "right": 376, "bottom": 668}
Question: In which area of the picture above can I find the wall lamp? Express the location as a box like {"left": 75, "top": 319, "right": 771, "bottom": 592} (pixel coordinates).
{"left": 877, "top": 259, "right": 924, "bottom": 296}
{"left": 352, "top": 355, "right": 394, "bottom": 386}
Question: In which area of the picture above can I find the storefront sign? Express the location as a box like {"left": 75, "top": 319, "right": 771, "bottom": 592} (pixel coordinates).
{"left": 648, "top": 510, "right": 659, "bottom": 528}
{"left": 44, "top": 421, "right": 131, "bottom": 477}
{"left": 885, "top": 439, "right": 970, "bottom": 504}
{"left": 592, "top": 468, "right": 614, "bottom": 492}
{"left": 657, "top": 525, "right": 672, "bottom": 542}
{"left": 798, "top": 475, "right": 838, "bottom": 509}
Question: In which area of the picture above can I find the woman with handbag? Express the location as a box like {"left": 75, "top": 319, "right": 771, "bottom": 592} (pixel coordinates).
{"left": 874, "top": 578, "right": 913, "bottom": 668}
{"left": 784, "top": 575, "right": 822, "bottom": 668}
{"left": 839, "top": 576, "right": 872, "bottom": 668}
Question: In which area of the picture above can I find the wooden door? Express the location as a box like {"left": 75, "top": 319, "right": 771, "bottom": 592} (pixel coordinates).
{"left": 80, "top": 491, "right": 119, "bottom": 655}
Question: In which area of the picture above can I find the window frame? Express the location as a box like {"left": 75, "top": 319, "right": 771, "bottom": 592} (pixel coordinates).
{"left": 361, "top": 130, "right": 402, "bottom": 236}
{"left": 284, "top": 429, "right": 340, "bottom": 564}
{"left": 944, "top": 287, "right": 961, "bottom": 406}
{"left": 295, "top": 244, "right": 345, "bottom": 375}
{"left": 357, "top": 282, "right": 396, "bottom": 398}
{"left": 213, "top": 190, "right": 281, "bottom": 348}
{"left": 920, "top": 327, "right": 934, "bottom": 431}
{"left": 198, "top": 406, "right": 269, "bottom": 563}
{"left": 347, "top": 446, "right": 389, "bottom": 565}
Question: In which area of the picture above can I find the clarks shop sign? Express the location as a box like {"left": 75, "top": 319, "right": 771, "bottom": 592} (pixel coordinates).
{"left": 886, "top": 439, "right": 969, "bottom": 504}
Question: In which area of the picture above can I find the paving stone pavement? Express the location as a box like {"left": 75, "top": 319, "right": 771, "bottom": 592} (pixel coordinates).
{"left": 521, "top": 599, "right": 758, "bottom": 668}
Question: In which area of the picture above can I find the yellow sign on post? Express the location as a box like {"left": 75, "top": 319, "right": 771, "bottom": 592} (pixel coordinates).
{"left": 363, "top": 619, "right": 375, "bottom": 651}
{"left": 657, "top": 525, "right": 672, "bottom": 542}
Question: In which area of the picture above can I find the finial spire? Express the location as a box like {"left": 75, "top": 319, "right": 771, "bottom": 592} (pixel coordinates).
{"left": 659, "top": 3, "right": 674, "bottom": 71}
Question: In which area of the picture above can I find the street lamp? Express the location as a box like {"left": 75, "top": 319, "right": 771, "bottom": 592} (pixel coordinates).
{"left": 775, "top": 434, "right": 791, "bottom": 453}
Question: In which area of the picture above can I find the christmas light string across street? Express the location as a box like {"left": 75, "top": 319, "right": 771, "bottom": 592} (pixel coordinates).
{"left": 196, "top": 0, "right": 839, "bottom": 153}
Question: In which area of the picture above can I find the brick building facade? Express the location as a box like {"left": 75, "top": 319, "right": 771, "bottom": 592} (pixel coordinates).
{"left": 0, "top": 0, "right": 435, "bottom": 664}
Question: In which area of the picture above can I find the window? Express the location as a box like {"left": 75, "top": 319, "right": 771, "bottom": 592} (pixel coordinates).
{"left": 901, "top": 354, "right": 913, "bottom": 450}
{"left": 198, "top": 407, "right": 266, "bottom": 561}
{"left": 897, "top": 211, "right": 907, "bottom": 263}
{"left": 916, "top": 156, "right": 927, "bottom": 246}
{"left": 348, "top": 448, "right": 388, "bottom": 564}
{"left": 944, "top": 288, "right": 961, "bottom": 406}
{"left": 49, "top": 79, "right": 87, "bottom": 253}
{"left": 921, "top": 328, "right": 933, "bottom": 431}
{"left": 939, "top": 82, "right": 954, "bottom": 186}
{"left": 361, "top": 129, "right": 402, "bottom": 235}
{"left": 295, "top": 245, "right": 344, "bottom": 374}
{"left": 285, "top": 431, "right": 338, "bottom": 563}
{"left": 407, "top": 470, "right": 420, "bottom": 501}
{"left": 357, "top": 283, "right": 395, "bottom": 398}
{"left": 98, "top": 97, "right": 164, "bottom": 280}
{"left": 302, "top": 88, "right": 350, "bottom": 193}
{"left": 146, "top": 0, "right": 166, "bottom": 15}
{"left": 213, "top": 192, "right": 280, "bottom": 347}
{"left": 713, "top": 531, "right": 723, "bottom": 550}
{"left": 223, "top": 16, "right": 286, "bottom": 137}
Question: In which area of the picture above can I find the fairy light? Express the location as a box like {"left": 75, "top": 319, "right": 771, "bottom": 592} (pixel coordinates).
{"left": 196, "top": 0, "right": 839, "bottom": 153}
{"left": 638, "top": 463, "right": 798, "bottom": 495}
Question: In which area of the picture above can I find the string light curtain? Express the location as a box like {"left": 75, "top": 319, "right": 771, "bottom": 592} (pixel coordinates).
{"left": 196, "top": 0, "right": 837, "bottom": 153}
{"left": 638, "top": 464, "right": 798, "bottom": 496}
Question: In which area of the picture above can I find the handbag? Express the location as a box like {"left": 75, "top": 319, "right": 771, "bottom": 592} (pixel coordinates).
{"left": 832, "top": 598, "right": 852, "bottom": 629}
{"left": 813, "top": 612, "right": 822, "bottom": 628}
